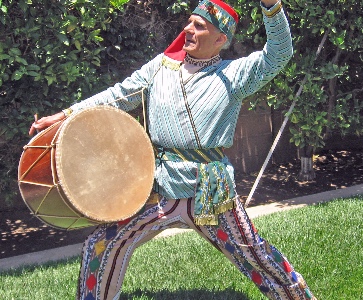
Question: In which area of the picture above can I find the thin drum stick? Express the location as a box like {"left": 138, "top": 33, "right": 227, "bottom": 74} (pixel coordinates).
{"left": 244, "top": 30, "right": 329, "bottom": 208}
{"left": 34, "top": 113, "right": 39, "bottom": 133}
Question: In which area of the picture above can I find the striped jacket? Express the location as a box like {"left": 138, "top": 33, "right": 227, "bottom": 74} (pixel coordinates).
{"left": 68, "top": 5, "right": 293, "bottom": 201}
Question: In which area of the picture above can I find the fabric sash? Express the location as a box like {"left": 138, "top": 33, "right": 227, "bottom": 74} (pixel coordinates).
{"left": 154, "top": 145, "right": 236, "bottom": 225}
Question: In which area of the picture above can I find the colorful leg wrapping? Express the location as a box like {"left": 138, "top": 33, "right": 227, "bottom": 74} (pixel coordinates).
{"left": 196, "top": 196, "right": 316, "bottom": 300}
{"left": 77, "top": 196, "right": 316, "bottom": 300}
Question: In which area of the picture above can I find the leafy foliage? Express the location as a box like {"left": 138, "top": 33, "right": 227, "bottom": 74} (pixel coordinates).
{"left": 0, "top": 0, "right": 111, "bottom": 202}
{"left": 233, "top": 0, "right": 363, "bottom": 156}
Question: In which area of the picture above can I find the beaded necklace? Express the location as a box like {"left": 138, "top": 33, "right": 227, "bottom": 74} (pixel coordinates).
{"left": 184, "top": 53, "right": 221, "bottom": 68}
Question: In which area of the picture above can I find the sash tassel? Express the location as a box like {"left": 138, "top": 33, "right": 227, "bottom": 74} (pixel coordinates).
{"left": 154, "top": 145, "right": 236, "bottom": 226}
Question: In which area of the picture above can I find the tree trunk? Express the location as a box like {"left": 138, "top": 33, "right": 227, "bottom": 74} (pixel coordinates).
{"left": 298, "top": 156, "right": 316, "bottom": 181}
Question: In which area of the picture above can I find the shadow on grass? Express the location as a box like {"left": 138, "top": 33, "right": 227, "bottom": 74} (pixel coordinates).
{"left": 119, "top": 288, "right": 251, "bottom": 300}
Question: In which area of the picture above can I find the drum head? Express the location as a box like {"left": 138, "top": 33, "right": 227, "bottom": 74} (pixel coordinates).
{"left": 56, "top": 106, "right": 155, "bottom": 222}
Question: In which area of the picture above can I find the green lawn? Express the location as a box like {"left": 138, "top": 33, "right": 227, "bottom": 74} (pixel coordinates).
{"left": 1, "top": 196, "right": 362, "bottom": 300}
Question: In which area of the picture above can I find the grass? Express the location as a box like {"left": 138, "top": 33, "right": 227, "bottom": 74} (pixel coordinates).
{"left": 1, "top": 196, "right": 363, "bottom": 300}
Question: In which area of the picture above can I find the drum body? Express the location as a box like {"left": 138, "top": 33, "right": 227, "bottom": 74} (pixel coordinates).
{"left": 18, "top": 106, "right": 155, "bottom": 230}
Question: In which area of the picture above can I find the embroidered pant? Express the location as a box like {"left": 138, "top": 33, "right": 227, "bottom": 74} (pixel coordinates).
{"left": 77, "top": 197, "right": 315, "bottom": 300}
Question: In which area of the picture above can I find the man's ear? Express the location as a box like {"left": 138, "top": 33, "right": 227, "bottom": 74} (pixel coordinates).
{"left": 216, "top": 33, "right": 228, "bottom": 48}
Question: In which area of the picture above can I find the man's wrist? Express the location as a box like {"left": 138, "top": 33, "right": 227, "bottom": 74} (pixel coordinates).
{"left": 261, "top": 0, "right": 279, "bottom": 9}
{"left": 261, "top": 0, "right": 282, "bottom": 18}
{"left": 62, "top": 108, "right": 73, "bottom": 117}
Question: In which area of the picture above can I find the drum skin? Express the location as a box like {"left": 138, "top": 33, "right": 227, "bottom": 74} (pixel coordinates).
{"left": 18, "top": 106, "right": 155, "bottom": 230}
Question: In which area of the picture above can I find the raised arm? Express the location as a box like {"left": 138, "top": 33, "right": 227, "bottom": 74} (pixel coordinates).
{"left": 29, "top": 54, "right": 163, "bottom": 136}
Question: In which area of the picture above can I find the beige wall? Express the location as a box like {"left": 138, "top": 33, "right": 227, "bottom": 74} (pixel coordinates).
{"left": 225, "top": 103, "right": 296, "bottom": 173}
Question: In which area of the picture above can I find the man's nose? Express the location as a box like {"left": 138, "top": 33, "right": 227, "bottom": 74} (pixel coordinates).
{"left": 183, "top": 23, "right": 194, "bottom": 33}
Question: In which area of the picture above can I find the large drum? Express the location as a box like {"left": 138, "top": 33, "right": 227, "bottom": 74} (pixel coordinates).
{"left": 18, "top": 106, "right": 155, "bottom": 230}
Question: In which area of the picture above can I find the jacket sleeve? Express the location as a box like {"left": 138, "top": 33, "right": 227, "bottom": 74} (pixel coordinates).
{"left": 66, "top": 54, "right": 163, "bottom": 114}
{"left": 230, "top": 1, "right": 293, "bottom": 100}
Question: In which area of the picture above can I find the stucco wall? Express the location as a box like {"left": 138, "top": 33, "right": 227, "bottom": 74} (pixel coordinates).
{"left": 225, "top": 103, "right": 296, "bottom": 173}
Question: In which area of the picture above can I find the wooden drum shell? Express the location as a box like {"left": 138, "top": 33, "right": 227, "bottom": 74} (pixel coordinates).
{"left": 18, "top": 106, "right": 155, "bottom": 230}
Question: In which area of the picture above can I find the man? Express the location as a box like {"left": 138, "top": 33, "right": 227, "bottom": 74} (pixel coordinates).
{"left": 30, "top": 0, "right": 317, "bottom": 299}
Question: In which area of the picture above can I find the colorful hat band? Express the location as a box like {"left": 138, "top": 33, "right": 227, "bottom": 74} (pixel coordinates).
{"left": 192, "top": 0, "right": 238, "bottom": 41}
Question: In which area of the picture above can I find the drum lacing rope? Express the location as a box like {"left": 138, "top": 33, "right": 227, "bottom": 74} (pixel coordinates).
{"left": 23, "top": 144, "right": 54, "bottom": 150}
{"left": 19, "top": 144, "right": 56, "bottom": 181}
{"left": 244, "top": 31, "right": 329, "bottom": 208}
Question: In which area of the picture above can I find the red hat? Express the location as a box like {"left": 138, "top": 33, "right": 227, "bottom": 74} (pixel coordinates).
{"left": 164, "top": 0, "right": 239, "bottom": 61}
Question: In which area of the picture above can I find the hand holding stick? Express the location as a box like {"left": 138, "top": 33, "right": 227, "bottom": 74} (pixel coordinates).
{"left": 28, "top": 111, "right": 66, "bottom": 136}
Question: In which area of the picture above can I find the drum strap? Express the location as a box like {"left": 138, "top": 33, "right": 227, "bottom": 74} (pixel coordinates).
{"left": 142, "top": 65, "right": 163, "bottom": 135}
{"left": 108, "top": 65, "right": 163, "bottom": 136}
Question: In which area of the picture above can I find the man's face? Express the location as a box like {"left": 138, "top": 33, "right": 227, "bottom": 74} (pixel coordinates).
{"left": 182, "top": 14, "right": 227, "bottom": 59}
